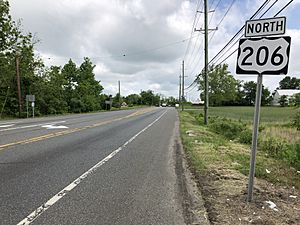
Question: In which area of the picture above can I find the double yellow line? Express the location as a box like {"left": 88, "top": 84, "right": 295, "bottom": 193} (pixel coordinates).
{"left": 0, "top": 108, "right": 154, "bottom": 151}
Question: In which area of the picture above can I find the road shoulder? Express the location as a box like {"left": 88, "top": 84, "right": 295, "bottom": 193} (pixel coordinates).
{"left": 173, "top": 114, "right": 210, "bottom": 225}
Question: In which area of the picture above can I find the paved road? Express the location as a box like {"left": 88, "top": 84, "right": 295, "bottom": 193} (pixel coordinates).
{"left": 0, "top": 108, "right": 186, "bottom": 225}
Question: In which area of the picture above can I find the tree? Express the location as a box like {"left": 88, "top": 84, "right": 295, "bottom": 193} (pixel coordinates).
{"left": 279, "top": 95, "right": 288, "bottom": 107}
{"left": 279, "top": 76, "right": 300, "bottom": 89}
{"left": 242, "top": 81, "right": 271, "bottom": 106}
{"left": 139, "top": 90, "right": 160, "bottom": 106}
{"left": 290, "top": 93, "right": 300, "bottom": 107}
{"left": 75, "top": 57, "right": 104, "bottom": 112}
{"left": 0, "top": 0, "right": 43, "bottom": 117}
{"left": 125, "top": 94, "right": 141, "bottom": 106}
{"left": 198, "top": 64, "right": 239, "bottom": 106}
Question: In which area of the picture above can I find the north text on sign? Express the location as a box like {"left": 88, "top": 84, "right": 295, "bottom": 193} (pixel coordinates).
{"left": 245, "top": 17, "right": 286, "bottom": 37}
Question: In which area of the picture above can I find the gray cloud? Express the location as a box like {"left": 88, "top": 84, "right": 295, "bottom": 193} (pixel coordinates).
{"left": 9, "top": 0, "right": 300, "bottom": 100}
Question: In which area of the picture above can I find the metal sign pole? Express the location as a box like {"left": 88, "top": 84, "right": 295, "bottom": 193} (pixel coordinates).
{"left": 247, "top": 73, "right": 263, "bottom": 202}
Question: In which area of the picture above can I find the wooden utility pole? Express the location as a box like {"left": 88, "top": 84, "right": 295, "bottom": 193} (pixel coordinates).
{"left": 179, "top": 74, "right": 181, "bottom": 106}
{"left": 204, "top": 0, "right": 209, "bottom": 125}
{"left": 194, "top": 0, "right": 217, "bottom": 125}
{"left": 181, "top": 60, "right": 185, "bottom": 111}
{"left": 16, "top": 53, "right": 22, "bottom": 118}
{"left": 118, "top": 80, "right": 121, "bottom": 109}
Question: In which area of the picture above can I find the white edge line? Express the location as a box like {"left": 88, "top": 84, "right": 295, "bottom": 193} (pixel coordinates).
{"left": 17, "top": 110, "right": 168, "bottom": 225}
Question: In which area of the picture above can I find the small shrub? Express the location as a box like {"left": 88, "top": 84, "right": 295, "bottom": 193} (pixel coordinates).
{"left": 259, "top": 137, "right": 287, "bottom": 158}
{"left": 288, "top": 141, "right": 300, "bottom": 170}
{"left": 239, "top": 129, "right": 252, "bottom": 144}
{"left": 197, "top": 113, "right": 205, "bottom": 125}
{"left": 292, "top": 111, "right": 300, "bottom": 131}
{"left": 208, "top": 117, "right": 245, "bottom": 140}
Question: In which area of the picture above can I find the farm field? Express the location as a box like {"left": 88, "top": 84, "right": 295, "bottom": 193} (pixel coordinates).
{"left": 186, "top": 106, "right": 298, "bottom": 123}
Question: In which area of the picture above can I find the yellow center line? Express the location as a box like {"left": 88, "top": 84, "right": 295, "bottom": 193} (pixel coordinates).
{"left": 0, "top": 108, "right": 155, "bottom": 151}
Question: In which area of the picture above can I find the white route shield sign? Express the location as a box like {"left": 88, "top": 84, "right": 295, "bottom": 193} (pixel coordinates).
{"left": 236, "top": 36, "right": 291, "bottom": 75}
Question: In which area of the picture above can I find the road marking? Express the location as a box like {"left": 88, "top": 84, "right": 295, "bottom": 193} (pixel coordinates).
{"left": 17, "top": 109, "right": 168, "bottom": 225}
{"left": 42, "top": 125, "right": 69, "bottom": 129}
{"left": 0, "top": 108, "right": 155, "bottom": 151}
{"left": 0, "top": 121, "right": 66, "bottom": 132}
{"left": 0, "top": 124, "right": 15, "bottom": 128}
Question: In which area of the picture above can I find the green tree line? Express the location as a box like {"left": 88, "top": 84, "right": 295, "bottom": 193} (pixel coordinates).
{"left": 0, "top": 1, "right": 162, "bottom": 118}
{"left": 198, "top": 64, "right": 300, "bottom": 107}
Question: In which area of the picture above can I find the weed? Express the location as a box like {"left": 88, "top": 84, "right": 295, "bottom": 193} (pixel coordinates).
{"left": 208, "top": 117, "right": 245, "bottom": 140}
{"left": 238, "top": 129, "right": 252, "bottom": 144}
{"left": 292, "top": 111, "right": 300, "bottom": 130}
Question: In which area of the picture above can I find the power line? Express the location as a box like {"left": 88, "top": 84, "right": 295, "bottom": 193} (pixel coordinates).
{"left": 209, "top": 0, "right": 236, "bottom": 43}
{"left": 41, "top": 35, "right": 199, "bottom": 61}
{"left": 183, "top": 0, "right": 203, "bottom": 60}
{"left": 184, "top": 1, "right": 204, "bottom": 66}
{"left": 208, "top": 0, "right": 222, "bottom": 26}
{"left": 185, "top": 0, "right": 273, "bottom": 90}
{"left": 208, "top": 0, "right": 271, "bottom": 65}
{"left": 213, "top": 0, "right": 294, "bottom": 66}
{"left": 213, "top": 0, "right": 282, "bottom": 66}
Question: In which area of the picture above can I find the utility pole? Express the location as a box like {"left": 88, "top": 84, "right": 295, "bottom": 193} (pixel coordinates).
{"left": 195, "top": 0, "right": 217, "bottom": 125}
{"left": 118, "top": 80, "right": 121, "bottom": 109}
{"left": 203, "top": 0, "right": 209, "bottom": 125}
{"left": 179, "top": 74, "right": 181, "bottom": 106}
{"left": 181, "top": 60, "right": 185, "bottom": 111}
{"left": 16, "top": 53, "right": 22, "bottom": 118}
{"left": 0, "top": 87, "right": 10, "bottom": 118}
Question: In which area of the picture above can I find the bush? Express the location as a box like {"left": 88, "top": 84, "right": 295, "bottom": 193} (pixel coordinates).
{"left": 259, "top": 138, "right": 300, "bottom": 170}
{"left": 208, "top": 117, "right": 245, "bottom": 140}
{"left": 259, "top": 137, "right": 287, "bottom": 158}
{"left": 288, "top": 141, "right": 300, "bottom": 170}
{"left": 196, "top": 113, "right": 205, "bottom": 125}
{"left": 292, "top": 111, "right": 300, "bottom": 131}
{"left": 239, "top": 129, "right": 252, "bottom": 144}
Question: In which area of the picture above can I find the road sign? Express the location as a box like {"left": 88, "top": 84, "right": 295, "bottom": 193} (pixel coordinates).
{"left": 237, "top": 16, "right": 291, "bottom": 202}
{"left": 26, "top": 95, "right": 35, "bottom": 102}
{"left": 236, "top": 36, "right": 291, "bottom": 75}
{"left": 245, "top": 17, "right": 286, "bottom": 37}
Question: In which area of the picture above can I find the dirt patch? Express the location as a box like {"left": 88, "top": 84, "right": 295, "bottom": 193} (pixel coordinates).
{"left": 190, "top": 166, "right": 300, "bottom": 225}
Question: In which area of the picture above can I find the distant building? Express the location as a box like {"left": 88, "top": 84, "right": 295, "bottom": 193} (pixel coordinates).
{"left": 191, "top": 98, "right": 204, "bottom": 106}
{"left": 272, "top": 89, "right": 300, "bottom": 106}
{"left": 121, "top": 102, "right": 128, "bottom": 107}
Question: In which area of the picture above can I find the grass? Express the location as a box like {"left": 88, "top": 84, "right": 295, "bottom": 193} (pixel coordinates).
{"left": 179, "top": 110, "right": 300, "bottom": 190}
{"left": 186, "top": 106, "right": 299, "bottom": 123}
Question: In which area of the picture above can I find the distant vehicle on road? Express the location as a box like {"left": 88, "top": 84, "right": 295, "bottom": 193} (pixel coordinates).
{"left": 161, "top": 103, "right": 167, "bottom": 107}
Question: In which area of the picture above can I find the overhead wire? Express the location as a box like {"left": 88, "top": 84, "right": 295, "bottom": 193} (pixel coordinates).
{"left": 213, "top": 0, "right": 293, "bottom": 67}
{"left": 184, "top": 1, "right": 204, "bottom": 68}
{"left": 39, "top": 34, "right": 199, "bottom": 62}
{"left": 185, "top": 0, "right": 273, "bottom": 90}
{"left": 207, "top": 0, "right": 271, "bottom": 66}
{"left": 209, "top": 0, "right": 237, "bottom": 43}
{"left": 208, "top": 0, "right": 223, "bottom": 27}
{"left": 183, "top": 0, "right": 203, "bottom": 60}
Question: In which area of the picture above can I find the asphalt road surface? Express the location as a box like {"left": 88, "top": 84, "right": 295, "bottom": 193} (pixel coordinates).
{"left": 0, "top": 108, "right": 187, "bottom": 225}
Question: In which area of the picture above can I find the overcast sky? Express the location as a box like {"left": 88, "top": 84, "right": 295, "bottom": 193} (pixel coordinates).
{"left": 9, "top": 0, "right": 300, "bottom": 101}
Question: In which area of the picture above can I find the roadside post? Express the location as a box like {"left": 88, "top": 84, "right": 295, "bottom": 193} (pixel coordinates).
{"left": 26, "top": 95, "right": 35, "bottom": 118}
{"left": 236, "top": 17, "right": 291, "bottom": 202}
{"left": 32, "top": 102, "right": 35, "bottom": 118}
